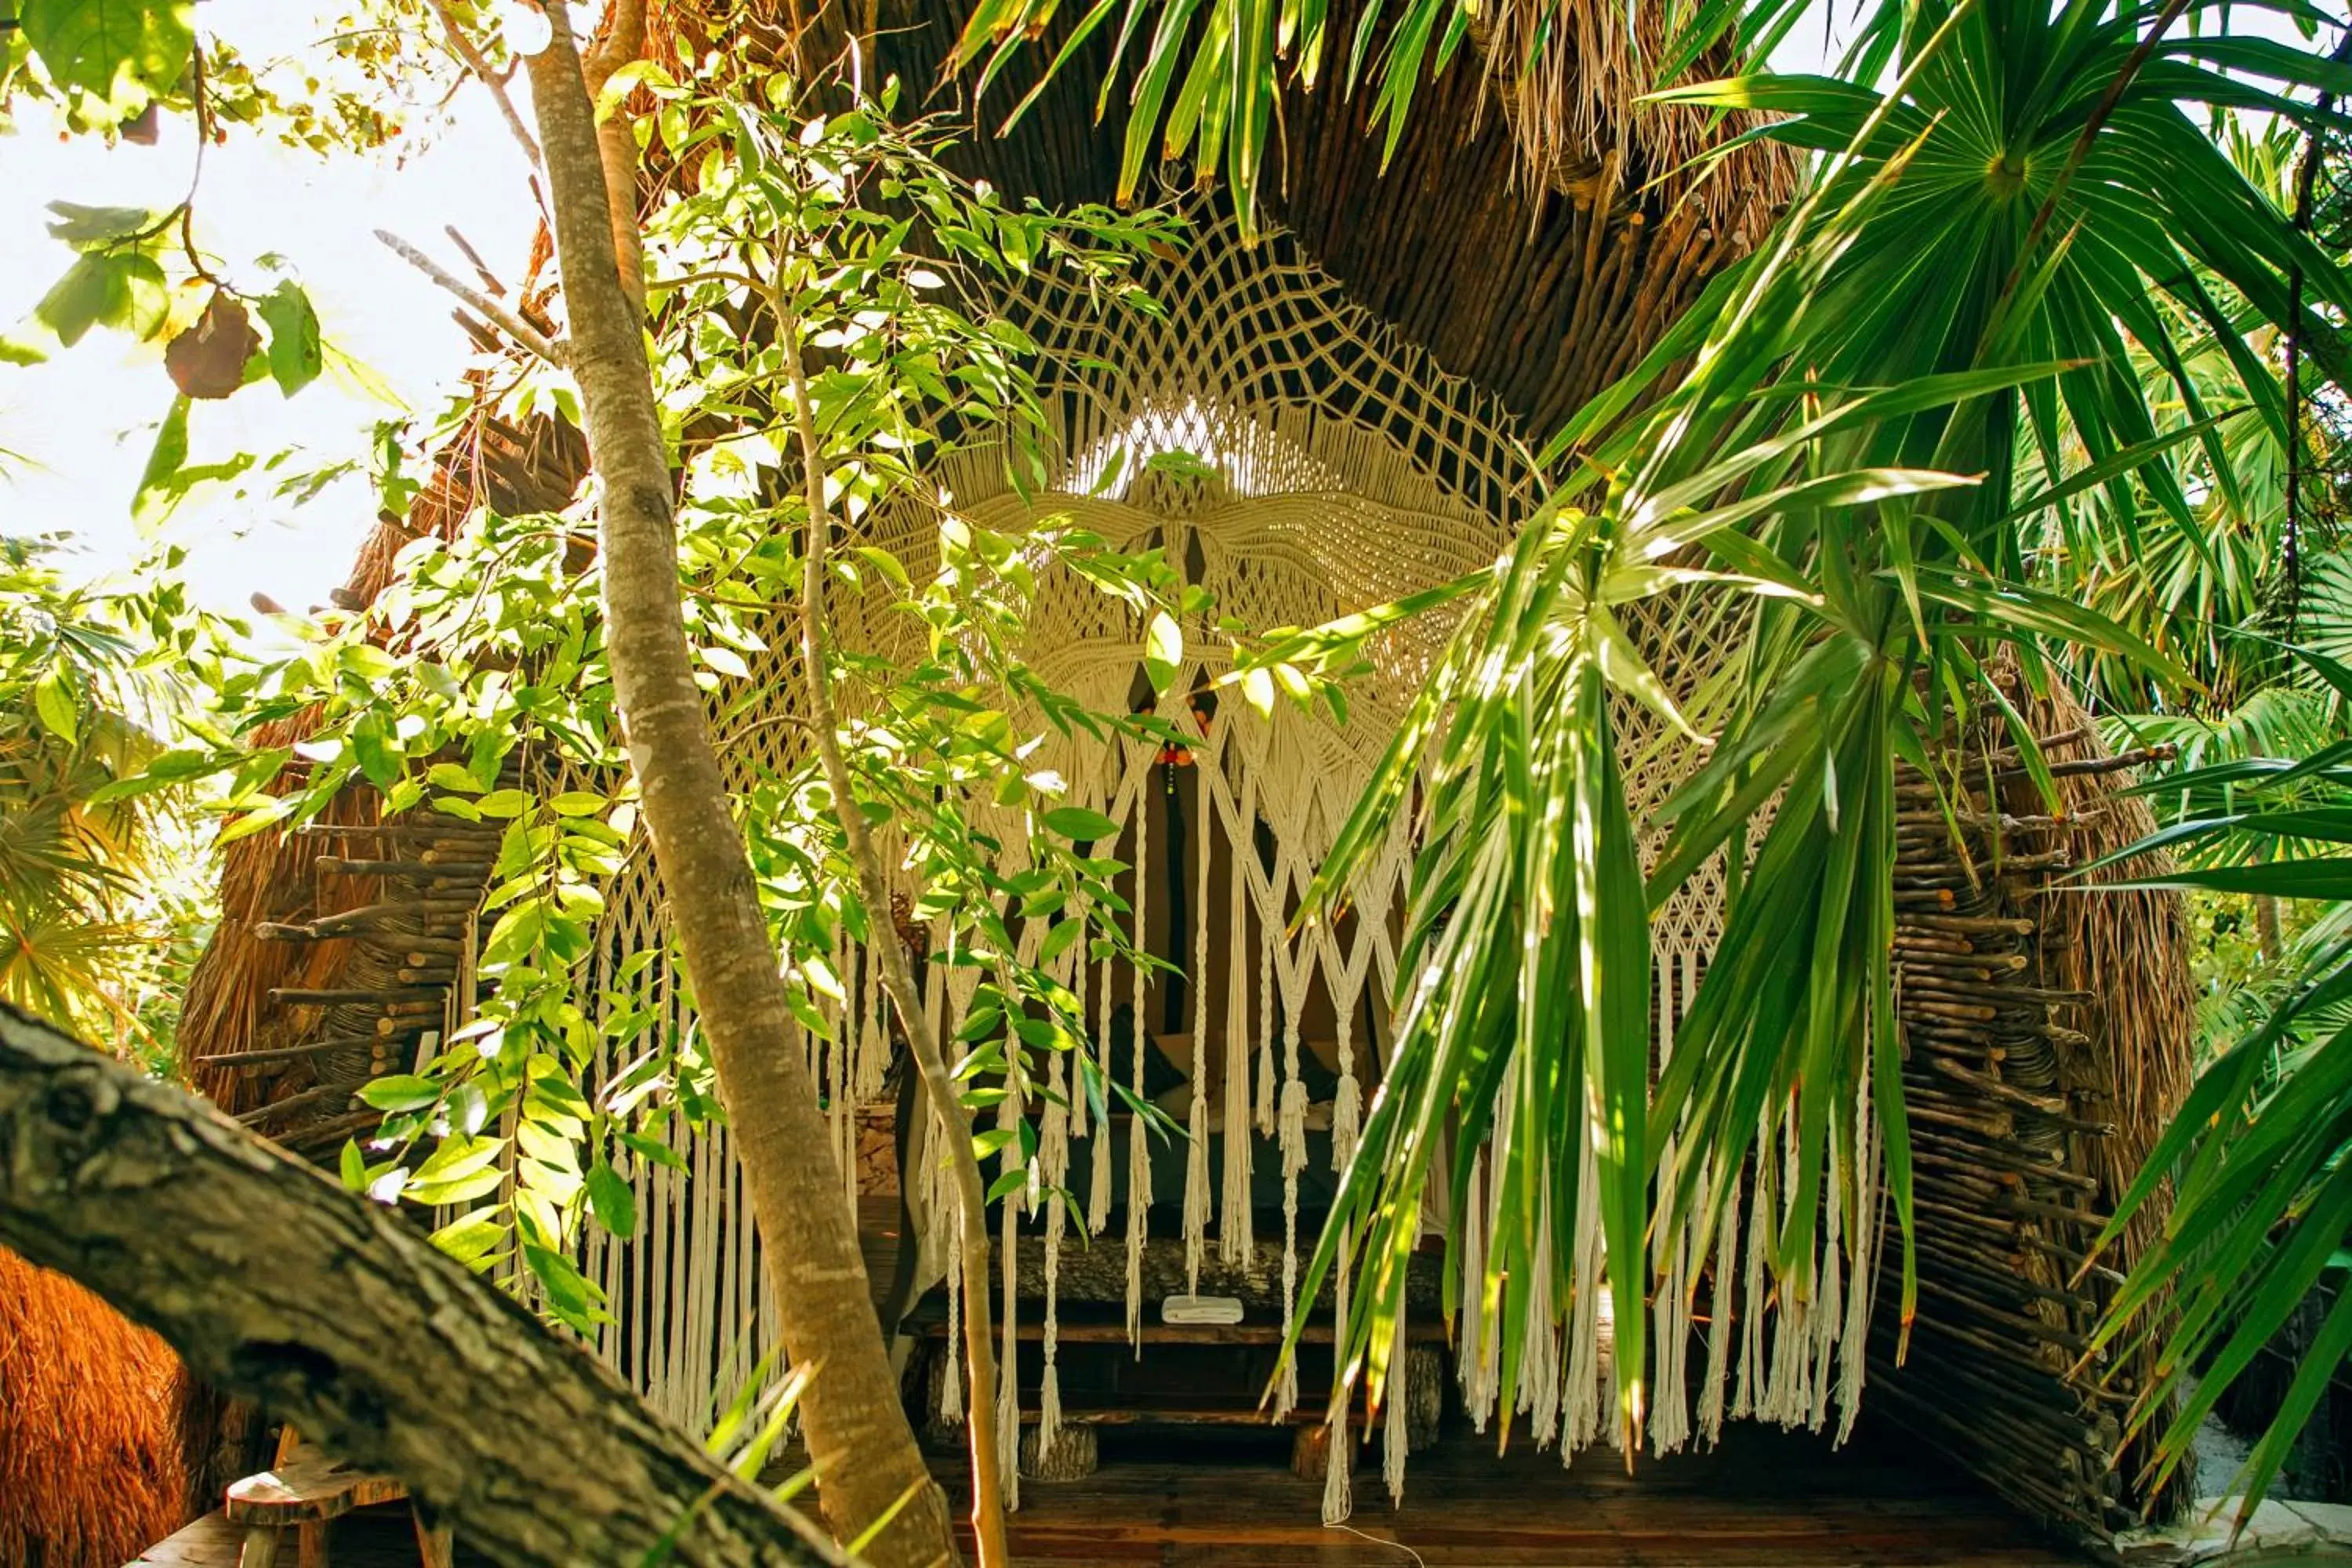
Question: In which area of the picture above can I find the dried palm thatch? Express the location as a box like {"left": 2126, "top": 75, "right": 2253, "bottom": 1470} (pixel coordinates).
{"left": 2013, "top": 674, "right": 2198, "bottom": 1519}
{"left": 1856, "top": 666, "right": 2196, "bottom": 1536}
{"left": 0, "top": 1246, "right": 188, "bottom": 1568}
{"left": 179, "top": 399, "right": 586, "bottom": 1138}
{"left": 1472, "top": 0, "right": 1798, "bottom": 229}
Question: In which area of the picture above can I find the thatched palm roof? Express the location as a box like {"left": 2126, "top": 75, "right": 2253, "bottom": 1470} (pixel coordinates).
{"left": 881, "top": 0, "right": 1796, "bottom": 434}
{"left": 0, "top": 1250, "right": 190, "bottom": 1568}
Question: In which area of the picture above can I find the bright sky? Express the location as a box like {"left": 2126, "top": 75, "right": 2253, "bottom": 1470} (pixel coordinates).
{"left": 0, "top": 5, "right": 536, "bottom": 617}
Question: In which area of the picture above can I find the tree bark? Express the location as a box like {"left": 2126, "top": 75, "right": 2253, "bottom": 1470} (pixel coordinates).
{"left": 0, "top": 1002, "right": 840, "bottom": 1568}
{"left": 517, "top": 9, "right": 957, "bottom": 1566}
{"left": 781, "top": 307, "right": 1011, "bottom": 1566}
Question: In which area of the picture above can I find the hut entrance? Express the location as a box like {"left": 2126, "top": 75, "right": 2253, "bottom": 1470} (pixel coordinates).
{"left": 568, "top": 195, "right": 1832, "bottom": 1494}
{"left": 548, "top": 198, "right": 2161, "bottom": 1544}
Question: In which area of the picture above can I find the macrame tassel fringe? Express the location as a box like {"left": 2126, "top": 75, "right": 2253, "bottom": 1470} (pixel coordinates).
{"left": 997, "top": 1087, "right": 1022, "bottom": 1512}
{"left": 1733, "top": 1116, "right": 1773, "bottom": 1423}
{"left": 1563, "top": 1131, "right": 1604, "bottom": 1459}
{"left": 855, "top": 949, "right": 888, "bottom": 1102}
{"left": 1273, "top": 1073, "right": 1309, "bottom": 1417}
{"left": 1255, "top": 925, "right": 1276, "bottom": 1135}
{"left": 1322, "top": 1221, "right": 1356, "bottom": 1526}
{"left": 1321, "top": 1399, "right": 1354, "bottom": 1525}
{"left": 1277, "top": 1076, "right": 1311, "bottom": 1175}
{"left": 1382, "top": 1308, "right": 1410, "bottom": 1507}
{"left": 1331, "top": 1068, "right": 1361, "bottom": 1174}
{"left": 1181, "top": 1089, "right": 1211, "bottom": 1289}
{"left": 1125, "top": 1115, "right": 1149, "bottom": 1348}
{"left": 941, "top": 1228, "right": 965, "bottom": 1423}
{"left": 1696, "top": 1167, "right": 1740, "bottom": 1447}
{"left": 1181, "top": 817, "right": 1212, "bottom": 1287}
{"left": 1457, "top": 1155, "right": 1494, "bottom": 1432}
{"left": 1088, "top": 1119, "right": 1114, "bottom": 1238}
{"left": 1038, "top": 1053, "right": 1070, "bottom": 1468}
{"left": 1521, "top": 1208, "right": 1561, "bottom": 1447}
{"left": 1835, "top": 1056, "right": 1882, "bottom": 1443}
{"left": 1649, "top": 955, "right": 1691, "bottom": 1456}
{"left": 1220, "top": 867, "right": 1254, "bottom": 1265}
{"left": 1126, "top": 780, "right": 1150, "bottom": 1345}
{"left": 1088, "top": 953, "right": 1114, "bottom": 1236}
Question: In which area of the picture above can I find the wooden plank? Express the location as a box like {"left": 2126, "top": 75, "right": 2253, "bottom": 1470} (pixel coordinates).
{"left": 226, "top": 1456, "right": 408, "bottom": 1524}
{"left": 906, "top": 1312, "right": 1449, "bottom": 1346}
{"left": 1016, "top": 1402, "right": 1325, "bottom": 1428}
{"left": 129, "top": 1508, "right": 484, "bottom": 1568}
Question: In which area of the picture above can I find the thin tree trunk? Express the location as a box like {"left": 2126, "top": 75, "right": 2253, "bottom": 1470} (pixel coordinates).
{"left": 517, "top": 13, "right": 956, "bottom": 1567}
{"left": 779, "top": 305, "right": 1012, "bottom": 1567}
{"left": 0, "top": 1003, "right": 840, "bottom": 1568}
{"left": 581, "top": 0, "right": 648, "bottom": 313}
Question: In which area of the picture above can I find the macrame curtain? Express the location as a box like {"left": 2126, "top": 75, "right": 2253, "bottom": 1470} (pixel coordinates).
{"left": 559, "top": 196, "right": 1882, "bottom": 1512}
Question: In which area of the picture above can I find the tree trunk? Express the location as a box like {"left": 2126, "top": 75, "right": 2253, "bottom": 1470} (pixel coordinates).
{"left": 516, "top": 13, "right": 956, "bottom": 1567}
{"left": 0, "top": 1002, "right": 838, "bottom": 1568}
{"left": 781, "top": 308, "right": 1012, "bottom": 1566}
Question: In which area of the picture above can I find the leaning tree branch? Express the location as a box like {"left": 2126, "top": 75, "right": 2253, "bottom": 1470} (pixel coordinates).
{"left": 0, "top": 1002, "right": 840, "bottom": 1568}
{"left": 421, "top": 0, "right": 544, "bottom": 171}
{"left": 516, "top": 6, "right": 957, "bottom": 1564}
{"left": 376, "top": 229, "right": 568, "bottom": 366}
{"left": 780, "top": 295, "right": 1013, "bottom": 1568}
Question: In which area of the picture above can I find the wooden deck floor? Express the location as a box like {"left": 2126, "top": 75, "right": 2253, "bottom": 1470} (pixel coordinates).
{"left": 132, "top": 1417, "right": 2085, "bottom": 1566}
{"left": 939, "top": 1421, "right": 2090, "bottom": 1566}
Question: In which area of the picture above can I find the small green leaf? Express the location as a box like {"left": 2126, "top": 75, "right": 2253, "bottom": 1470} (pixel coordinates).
{"left": 617, "top": 1128, "right": 688, "bottom": 1171}
{"left": 1241, "top": 663, "right": 1275, "bottom": 717}
{"left": 586, "top": 1159, "right": 639, "bottom": 1236}
{"left": 1144, "top": 608, "right": 1183, "bottom": 693}
{"left": 350, "top": 715, "right": 400, "bottom": 789}
{"left": 20, "top": 0, "right": 195, "bottom": 114}
{"left": 358, "top": 1074, "right": 441, "bottom": 1112}
{"left": 249, "top": 278, "right": 325, "bottom": 394}
{"left": 852, "top": 544, "right": 913, "bottom": 591}
{"left": 522, "top": 1241, "right": 609, "bottom": 1327}
{"left": 34, "top": 256, "right": 114, "bottom": 347}
{"left": 132, "top": 395, "right": 191, "bottom": 525}
{"left": 428, "top": 762, "right": 485, "bottom": 795}
{"left": 1042, "top": 805, "right": 1120, "bottom": 841}
{"left": 45, "top": 201, "right": 158, "bottom": 247}
{"left": 700, "top": 644, "right": 752, "bottom": 678}
{"left": 32, "top": 668, "right": 78, "bottom": 744}
{"left": 404, "top": 1165, "right": 510, "bottom": 1207}
{"left": 1038, "top": 917, "right": 1085, "bottom": 964}
{"left": 33, "top": 249, "right": 166, "bottom": 347}
{"left": 430, "top": 1207, "right": 510, "bottom": 1269}
{"left": 475, "top": 788, "right": 532, "bottom": 818}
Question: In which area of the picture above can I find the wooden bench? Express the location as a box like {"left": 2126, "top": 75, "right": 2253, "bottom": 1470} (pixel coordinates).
{"left": 225, "top": 1433, "right": 452, "bottom": 1568}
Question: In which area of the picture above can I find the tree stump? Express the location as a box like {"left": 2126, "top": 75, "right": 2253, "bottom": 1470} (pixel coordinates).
{"left": 1405, "top": 1345, "right": 1446, "bottom": 1453}
{"left": 916, "top": 1344, "right": 965, "bottom": 1451}
{"left": 1019, "top": 1426, "right": 1098, "bottom": 1480}
{"left": 1290, "top": 1423, "right": 1343, "bottom": 1482}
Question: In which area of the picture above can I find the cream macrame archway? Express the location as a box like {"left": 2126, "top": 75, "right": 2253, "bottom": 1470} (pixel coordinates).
{"left": 566, "top": 197, "right": 1880, "bottom": 1520}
